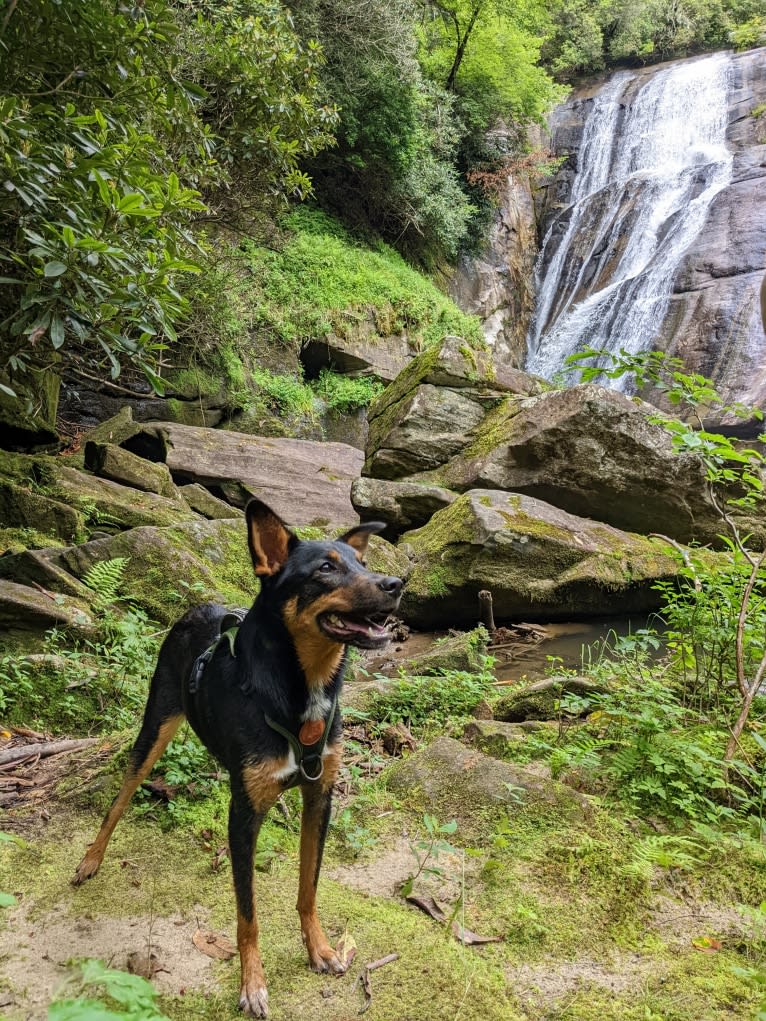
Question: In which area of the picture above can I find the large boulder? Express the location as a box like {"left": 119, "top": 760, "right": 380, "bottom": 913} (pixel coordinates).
{"left": 351, "top": 477, "right": 457, "bottom": 539}
{"left": 364, "top": 335, "right": 542, "bottom": 479}
{"left": 10, "top": 518, "right": 255, "bottom": 625}
{"left": 300, "top": 312, "right": 415, "bottom": 382}
{"left": 386, "top": 736, "right": 589, "bottom": 818}
{"left": 122, "top": 422, "right": 364, "bottom": 526}
{"left": 413, "top": 384, "right": 760, "bottom": 547}
{"left": 0, "top": 579, "right": 92, "bottom": 636}
{"left": 398, "top": 489, "right": 683, "bottom": 629}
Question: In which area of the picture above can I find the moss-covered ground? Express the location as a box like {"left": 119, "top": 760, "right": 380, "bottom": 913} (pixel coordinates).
{"left": 1, "top": 733, "right": 763, "bottom": 1021}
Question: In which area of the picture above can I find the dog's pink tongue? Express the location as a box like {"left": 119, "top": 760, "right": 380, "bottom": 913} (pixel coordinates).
{"left": 342, "top": 617, "right": 385, "bottom": 636}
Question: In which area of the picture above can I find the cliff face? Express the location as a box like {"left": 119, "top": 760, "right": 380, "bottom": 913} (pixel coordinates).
{"left": 532, "top": 47, "right": 766, "bottom": 410}
{"left": 448, "top": 171, "right": 537, "bottom": 369}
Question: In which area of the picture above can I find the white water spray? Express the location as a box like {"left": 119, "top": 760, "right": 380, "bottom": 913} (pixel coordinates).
{"left": 527, "top": 53, "right": 733, "bottom": 384}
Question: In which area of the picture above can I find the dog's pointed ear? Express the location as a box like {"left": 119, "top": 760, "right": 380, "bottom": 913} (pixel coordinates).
{"left": 337, "top": 521, "right": 385, "bottom": 561}
{"left": 246, "top": 500, "right": 297, "bottom": 577}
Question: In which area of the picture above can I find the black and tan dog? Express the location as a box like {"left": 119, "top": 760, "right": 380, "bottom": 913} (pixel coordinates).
{"left": 73, "top": 499, "right": 403, "bottom": 1018}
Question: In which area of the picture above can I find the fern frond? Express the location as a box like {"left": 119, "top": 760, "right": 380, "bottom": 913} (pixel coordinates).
{"left": 82, "top": 557, "right": 130, "bottom": 611}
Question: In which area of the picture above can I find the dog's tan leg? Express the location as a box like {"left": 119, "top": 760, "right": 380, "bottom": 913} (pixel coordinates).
{"left": 297, "top": 743, "right": 346, "bottom": 974}
{"left": 235, "top": 764, "right": 285, "bottom": 1017}
{"left": 73, "top": 713, "right": 184, "bottom": 885}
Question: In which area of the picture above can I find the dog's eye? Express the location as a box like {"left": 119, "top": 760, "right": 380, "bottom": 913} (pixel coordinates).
{"left": 318, "top": 561, "right": 336, "bottom": 573}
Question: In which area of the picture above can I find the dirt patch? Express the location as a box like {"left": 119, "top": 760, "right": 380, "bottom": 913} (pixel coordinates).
{"left": 0, "top": 901, "right": 220, "bottom": 1019}
{"left": 508, "top": 952, "right": 662, "bottom": 1007}
{"left": 328, "top": 833, "right": 479, "bottom": 905}
{"left": 649, "top": 893, "right": 746, "bottom": 946}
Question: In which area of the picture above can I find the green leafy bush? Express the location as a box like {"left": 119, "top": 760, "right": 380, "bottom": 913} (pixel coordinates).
{"left": 0, "top": 0, "right": 336, "bottom": 392}
{"left": 242, "top": 207, "right": 483, "bottom": 351}
{"left": 48, "top": 959, "right": 170, "bottom": 1021}
{"left": 369, "top": 664, "right": 495, "bottom": 734}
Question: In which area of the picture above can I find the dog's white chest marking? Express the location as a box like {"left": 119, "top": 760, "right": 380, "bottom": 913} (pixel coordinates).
{"left": 301, "top": 689, "right": 332, "bottom": 723}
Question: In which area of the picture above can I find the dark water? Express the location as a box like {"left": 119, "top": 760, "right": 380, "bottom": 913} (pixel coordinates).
{"left": 492, "top": 616, "right": 656, "bottom": 684}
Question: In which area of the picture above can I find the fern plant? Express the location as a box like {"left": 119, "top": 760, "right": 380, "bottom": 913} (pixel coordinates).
{"left": 620, "top": 834, "right": 705, "bottom": 883}
{"left": 82, "top": 557, "right": 130, "bottom": 612}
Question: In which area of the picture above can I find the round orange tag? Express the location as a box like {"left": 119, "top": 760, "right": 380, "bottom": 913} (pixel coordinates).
{"left": 299, "top": 720, "right": 324, "bottom": 746}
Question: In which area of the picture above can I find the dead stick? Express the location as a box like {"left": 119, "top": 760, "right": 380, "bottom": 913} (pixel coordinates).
{"left": 478, "top": 590, "right": 495, "bottom": 631}
{"left": 366, "top": 954, "right": 399, "bottom": 972}
{"left": 0, "top": 738, "right": 98, "bottom": 767}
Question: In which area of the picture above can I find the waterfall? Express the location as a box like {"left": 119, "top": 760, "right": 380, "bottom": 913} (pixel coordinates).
{"left": 527, "top": 53, "right": 734, "bottom": 385}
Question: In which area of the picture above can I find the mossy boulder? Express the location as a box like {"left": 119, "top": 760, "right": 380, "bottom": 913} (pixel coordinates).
{"left": 416, "top": 384, "right": 762, "bottom": 547}
{"left": 462, "top": 719, "right": 558, "bottom": 758}
{"left": 492, "top": 676, "right": 603, "bottom": 722}
{"left": 351, "top": 477, "right": 457, "bottom": 539}
{"left": 365, "top": 384, "right": 487, "bottom": 479}
{"left": 0, "top": 579, "right": 93, "bottom": 636}
{"left": 39, "top": 518, "right": 255, "bottom": 624}
{"left": 82, "top": 407, "right": 141, "bottom": 448}
{"left": 398, "top": 489, "right": 685, "bottom": 629}
{"left": 0, "top": 479, "right": 83, "bottom": 544}
{"left": 364, "top": 335, "right": 541, "bottom": 480}
{"left": 397, "top": 628, "right": 489, "bottom": 676}
{"left": 178, "top": 483, "right": 241, "bottom": 520}
{"left": 84, "top": 441, "right": 178, "bottom": 498}
{"left": 0, "top": 365, "right": 60, "bottom": 451}
{"left": 386, "top": 735, "right": 589, "bottom": 819}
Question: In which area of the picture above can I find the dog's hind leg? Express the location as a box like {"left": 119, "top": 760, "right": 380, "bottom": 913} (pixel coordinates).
{"left": 73, "top": 664, "right": 184, "bottom": 885}
{"left": 296, "top": 743, "right": 347, "bottom": 975}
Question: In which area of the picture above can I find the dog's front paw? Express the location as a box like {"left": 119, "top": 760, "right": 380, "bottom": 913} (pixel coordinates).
{"left": 308, "top": 944, "right": 348, "bottom": 976}
{"left": 239, "top": 981, "right": 269, "bottom": 1018}
{"left": 72, "top": 853, "right": 101, "bottom": 886}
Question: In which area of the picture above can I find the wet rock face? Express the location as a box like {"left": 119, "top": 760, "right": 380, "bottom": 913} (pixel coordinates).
{"left": 534, "top": 47, "right": 766, "bottom": 412}
{"left": 448, "top": 173, "right": 538, "bottom": 368}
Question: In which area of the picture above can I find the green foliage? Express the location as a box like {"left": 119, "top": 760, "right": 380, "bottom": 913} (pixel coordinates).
{"left": 83, "top": 557, "right": 130, "bottom": 613}
{"left": 311, "top": 370, "right": 385, "bottom": 414}
{"left": 540, "top": 0, "right": 766, "bottom": 78}
{"left": 0, "top": 560, "right": 160, "bottom": 732}
{"left": 400, "top": 813, "right": 459, "bottom": 897}
{"left": 369, "top": 663, "right": 495, "bottom": 734}
{"left": 654, "top": 547, "right": 766, "bottom": 708}
{"left": 0, "top": 0, "right": 336, "bottom": 392}
{"left": 241, "top": 208, "right": 483, "bottom": 350}
{"left": 620, "top": 833, "right": 705, "bottom": 882}
{"left": 292, "top": 0, "right": 476, "bottom": 263}
{"left": 48, "top": 959, "right": 170, "bottom": 1021}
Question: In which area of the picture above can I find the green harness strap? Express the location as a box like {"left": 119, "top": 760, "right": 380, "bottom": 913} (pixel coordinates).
{"left": 265, "top": 696, "right": 338, "bottom": 787}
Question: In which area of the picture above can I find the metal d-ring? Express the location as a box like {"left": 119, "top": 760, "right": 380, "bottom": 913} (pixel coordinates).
{"left": 300, "top": 755, "right": 324, "bottom": 783}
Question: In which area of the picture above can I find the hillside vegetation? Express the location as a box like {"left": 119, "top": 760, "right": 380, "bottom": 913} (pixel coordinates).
{"left": 0, "top": 0, "right": 763, "bottom": 401}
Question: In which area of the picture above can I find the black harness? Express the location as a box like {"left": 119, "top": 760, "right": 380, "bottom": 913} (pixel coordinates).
{"left": 188, "top": 610, "right": 338, "bottom": 789}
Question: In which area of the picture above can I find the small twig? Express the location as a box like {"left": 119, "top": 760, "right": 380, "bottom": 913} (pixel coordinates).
{"left": 357, "top": 954, "right": 399, "bottom": 1014}
{"left": 69, "top": 367, "right": 154, "bottom": 399}
{"left": 366, "top": 953, "right": 399, "bottom": 973}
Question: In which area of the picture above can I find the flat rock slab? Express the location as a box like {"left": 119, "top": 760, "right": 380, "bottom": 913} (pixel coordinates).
{"left": 386, "top": 735, "right": 589, "bottom": 818}
{"left": 125, "top": 423, "right": 364, "bottom": 526}
{"left": 0, "top": 579, "right": 92, "bottom": 634}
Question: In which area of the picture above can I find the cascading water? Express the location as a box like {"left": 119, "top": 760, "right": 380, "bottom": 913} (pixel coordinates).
{"left": 527, "top": 52, "right": 734, "bottom": 384}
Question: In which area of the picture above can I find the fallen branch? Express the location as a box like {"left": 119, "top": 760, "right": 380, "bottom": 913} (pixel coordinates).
{"left": 0, "top": 737, "right": 98, "bottom": 767}
{"left": 357, "top": 953, "right": 399, "bottom": 1014}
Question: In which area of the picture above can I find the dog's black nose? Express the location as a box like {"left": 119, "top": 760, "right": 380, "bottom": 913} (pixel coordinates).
{"left": 378, "top": 576, "right": 403, "bottom": 596}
